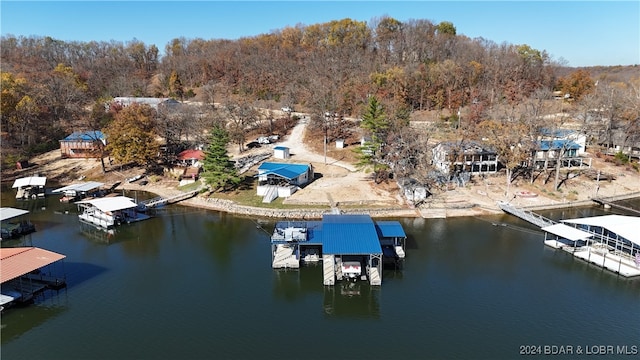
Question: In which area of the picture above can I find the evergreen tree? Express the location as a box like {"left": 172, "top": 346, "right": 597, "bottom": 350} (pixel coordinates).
{"left": 202, "top": 124, "right": 241, "bottom": 191}
{"left": 355, "top": 96, "right": 390, "bottom": 182}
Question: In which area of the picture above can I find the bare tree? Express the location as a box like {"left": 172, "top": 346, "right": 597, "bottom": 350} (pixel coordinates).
{"left": 224, "top": 100, "right": 260, "bottom": 153}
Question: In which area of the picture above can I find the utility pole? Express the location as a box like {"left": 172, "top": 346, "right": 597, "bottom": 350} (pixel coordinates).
{"left": 323, "top": 112, "right": 329, "bottom": 165}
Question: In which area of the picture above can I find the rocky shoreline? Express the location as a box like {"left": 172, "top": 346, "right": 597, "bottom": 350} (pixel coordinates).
{"left": 124, "top": 182, "right": 640, "bottom": 220}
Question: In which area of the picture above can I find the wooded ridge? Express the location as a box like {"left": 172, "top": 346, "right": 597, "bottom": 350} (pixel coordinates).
{"left": 2, "top": 16, "right": 638, "bottom": 190}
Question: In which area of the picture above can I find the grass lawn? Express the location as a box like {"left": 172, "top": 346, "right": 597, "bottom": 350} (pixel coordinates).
{"left": 205, "top": 175, "right": 330, "bottom": 210}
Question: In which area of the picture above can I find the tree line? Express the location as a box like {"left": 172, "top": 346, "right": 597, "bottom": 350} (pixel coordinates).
{"left": 1, "top": 16, "right": 638, "bottom": 191}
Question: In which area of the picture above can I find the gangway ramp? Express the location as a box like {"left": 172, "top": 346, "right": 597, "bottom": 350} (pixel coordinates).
{"left": 140, "top": 190, "right": 199, "bottom": 209}
{"left": 323, "top": 254, "right": 335, "bottom": 285}
{"left": 497, "top": 201, "right": 555, "bottom": 228}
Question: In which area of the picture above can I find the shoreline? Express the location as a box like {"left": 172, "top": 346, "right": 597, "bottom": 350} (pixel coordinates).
{"left": 122, "top": 182, "right": 640, "bottom": 220}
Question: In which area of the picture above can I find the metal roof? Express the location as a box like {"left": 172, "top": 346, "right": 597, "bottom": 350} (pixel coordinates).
{"left": 177, "top": 149, "right": 205, "bottom": 161}
{"left": 274, "top": 146, "right": 289, "bottom": 151}
{"left": 540, "top": 128, "right": 578, "bottom": 138}
{"left": 12, "top": 176, "right": 47, "bottom": 188}
{"left": 61, "top": 130, "right": 105, "bottom": 141}
{"left": 1, "top": 247, "right": 66, "bottom": 283}
{"left": 76, "top": 196, "right": 137, "bottom": 212}
{"left": 537, "top": 140, "right": 581, "bottom": 151}
{"left": 0, "top": 208, "right": 29, "bottom": 222}
{"left": 375, "top": 221, "right": 407, "bottom": 238}
{"left": 562, "top": 215, "right": 640, "bottom": 246}
{"left": 541, "top": 223, "right": 592, "bottom": 241}
{"left": 257, "top": 162, "right": 309, "bottom": 180}
{"left": 53, "top": 181, "right": 105, "bottom": 193}
{"left": 305, "top": 221, "right": 323, "bottom": 244}
{"left": 434, "top": 140, "right": 496, "bottom": 154}
{"left": 321, "top": 214, "right": 382, "bottom": 255}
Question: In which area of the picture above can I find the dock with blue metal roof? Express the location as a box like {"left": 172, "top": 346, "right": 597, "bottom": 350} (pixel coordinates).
{"left": 270, "top": 214, "right": 407, "bottom": 286}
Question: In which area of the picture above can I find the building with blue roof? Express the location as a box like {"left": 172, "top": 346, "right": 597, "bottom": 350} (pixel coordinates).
{"left": 270, "top": 214, "right": 407, "bottom": 286}
{"left": 256, "top": 162, "right": 314, "bottom": 202}
{"left": 539, "top": 128, "right": 587, "bottom": 155}
{"left": 59, "top": 131, "right": 106, "bottom": 158}
{"left": 321, "top": 215, "right": 382, "bottom": 255}
{"left": 532, "top": 139, "right": 591, "bottom": 170}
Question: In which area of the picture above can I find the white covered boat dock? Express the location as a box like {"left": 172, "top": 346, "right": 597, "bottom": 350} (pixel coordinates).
{"left": 542, "top": 215, "right": 640, "bottom": 277}
{"left": 76, "top": 196, "right": 151, "bottom": 229}
{"left": 12, "top": 176, "right": 47, "bottom": 199}
{"left": 52, "top": 181, "right": 105, "bottom": 202}
{"left": 1, "top": 207, "right": 36, "bottom": 240}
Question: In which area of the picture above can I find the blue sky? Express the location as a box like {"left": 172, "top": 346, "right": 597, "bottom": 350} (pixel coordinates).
{"left": 2, "top": 1, "right": 638, "bottom": 67}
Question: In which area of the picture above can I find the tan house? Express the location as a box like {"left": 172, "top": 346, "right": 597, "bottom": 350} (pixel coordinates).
{"left": 59, "top": 131, "right": 106, "bottom": 158}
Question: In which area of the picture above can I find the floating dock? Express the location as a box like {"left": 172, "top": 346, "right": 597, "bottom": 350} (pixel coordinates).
{"left": 1, "top": 247, "right": 66, "bottom": 311}
{"left": 499, "top": 201, "right": 640, "bottom": 277}
{"left": 77, "top": 196, "right": 151, "bottom": 229}
{"left": 1, "top": 207, "right": 36, "bottom": 241}
{"left": 270, "top": 214, "right": 407, "bottom": 286}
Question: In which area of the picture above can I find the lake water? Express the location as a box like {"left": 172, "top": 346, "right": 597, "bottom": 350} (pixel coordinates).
{"left": 1, "top": 190, "right": 639, "bottom": 360}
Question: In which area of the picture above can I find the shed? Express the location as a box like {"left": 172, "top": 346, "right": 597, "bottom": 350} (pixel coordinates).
{"left": 336, "top": 139, "right": 345, "bottom": 149}
{"left": 273, "top": 146, "right": 290, "bottom": 159}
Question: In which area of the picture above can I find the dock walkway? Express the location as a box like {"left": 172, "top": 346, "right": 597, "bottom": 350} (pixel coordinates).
{"left": 592, "top": 193, "right": 640, "bottom": 216}
{"left": 323, "top": 255, "right": 335, "bottom": 285}
{"left": 140, "top": 190, "right": 199, "bottom": 209}
{"left": 497, "top": 201, "right": 555, "bottom": 228}
{"left": 499, "top": 200, "right": 640, "bottom": 278}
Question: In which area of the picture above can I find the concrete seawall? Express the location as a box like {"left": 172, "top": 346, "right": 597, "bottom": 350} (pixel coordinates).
{"left": 127, "top": 183, "right": 640, "bottom": 220}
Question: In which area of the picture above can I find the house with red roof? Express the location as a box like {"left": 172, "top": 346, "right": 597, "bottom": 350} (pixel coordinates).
{"left": 177, "top": 149, "right": 205, "bottom": 167}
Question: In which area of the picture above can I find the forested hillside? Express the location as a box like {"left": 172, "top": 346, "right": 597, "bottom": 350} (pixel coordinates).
{"left": 2, "top": 16, "right": 638, "bottom": 185}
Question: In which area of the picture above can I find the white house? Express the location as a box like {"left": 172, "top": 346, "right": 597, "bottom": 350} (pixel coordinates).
{"left": 531, "top": 140, "right": 590, "bottom": 169}
{"left": 432, "top": 141, "right": 498, "bottom": 175}
{"left": 541, "top": 129, "right": 587, "bottom": 155}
